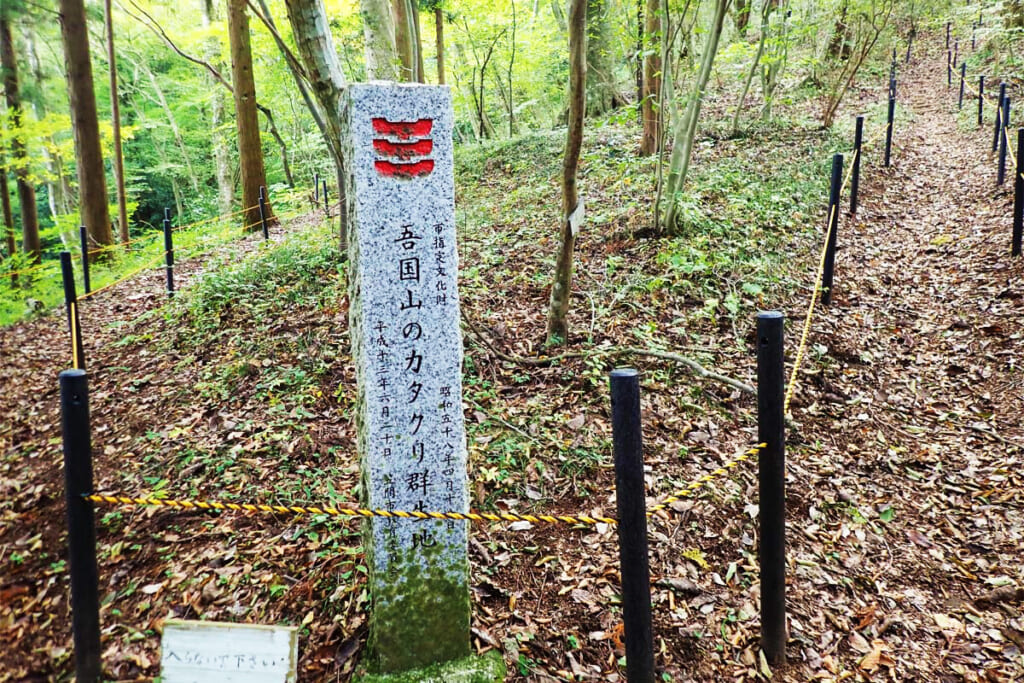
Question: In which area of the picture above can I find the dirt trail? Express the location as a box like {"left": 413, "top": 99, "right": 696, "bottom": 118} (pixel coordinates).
{"left": 783, "top": 43, "right": 1024, "bottom": 679}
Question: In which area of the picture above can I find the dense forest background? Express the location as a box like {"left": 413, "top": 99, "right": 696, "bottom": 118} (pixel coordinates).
{"left": 2, "top": 0, "right": 1021, "bottom": 329}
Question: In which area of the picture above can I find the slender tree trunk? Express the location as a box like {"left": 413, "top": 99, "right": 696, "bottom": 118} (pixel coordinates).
{"left": 662, "top": 0, "right": 730, "bottom": 231}
{"left": 284, "top": 0, "right": 348, "bottom": 250}
{"left": 0, "top": 154, "right": 15, "bottom": 260}
{"left": 203, "top": 0, "right": 234, "bottom": 214}
{"left": 435, "top": 6, "right": 445, "bottom": 84}
{"left": 143, "top": 67, "right": 200, "bottom": 193}
{"left": 0, "top": 16, "right": 41, "bottom": 262}
{"left": 411, "top": 1, "right": 425, "bottom": 83}
{"left": 639, "top": 0, "right": 661, "bottom": 155}
{"left": 360, "top": 0, "right": 398, "bottom": 80}
{"left": 546, "top": 0, "right": 587, "bottom": 344}
{"left": 393, "top": 0, "right": 416, "bottom": 81}
{"left": 735, "top": 0, "right": 752, "bottom": 35}
{"left": 227, "top": 0, "right": 272, "bottom": 229}
{"left": 731, "top": 0, "right": 773, "bottom": 135}
{"left": 585, "top": 0, "right": 614, "bottom": 116}
{"left": 105, "top": 0, "right": 130, "bottom": 245}
{"left": 22, "top": 28, "right": 69, "bottom": 219}
{"left": 59, "top": 0, "right": 114, "bottom": 250}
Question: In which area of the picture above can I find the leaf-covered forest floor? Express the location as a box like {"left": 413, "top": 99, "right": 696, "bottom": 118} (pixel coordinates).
{"left": 3, "top": 37, "right": 1024, "bottom": 682}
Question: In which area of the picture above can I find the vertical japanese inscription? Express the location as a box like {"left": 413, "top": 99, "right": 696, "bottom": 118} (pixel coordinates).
{"left": 342, "top": 84, "right": 470, "bottom": 672}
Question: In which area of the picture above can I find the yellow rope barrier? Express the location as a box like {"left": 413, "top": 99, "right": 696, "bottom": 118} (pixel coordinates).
{"left": 78, "top": 254, "right": 167, "bottom": 302}
{"left": 69, "top": 300, "right": 81, "bottom": 370}
{"left": 84, "top": 494, "right": 617, "bottom": 527}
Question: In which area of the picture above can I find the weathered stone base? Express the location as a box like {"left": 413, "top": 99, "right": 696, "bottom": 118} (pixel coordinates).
{"left": 356, "top": 650, "right": 506, "bottom": 683}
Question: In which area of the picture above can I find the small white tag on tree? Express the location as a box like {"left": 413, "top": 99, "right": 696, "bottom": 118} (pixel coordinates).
{"left": 160, "top": 619, "right": 298, "bottom": 682}
{"left": 568, "top": 197, "right": 585, "bottom": 236}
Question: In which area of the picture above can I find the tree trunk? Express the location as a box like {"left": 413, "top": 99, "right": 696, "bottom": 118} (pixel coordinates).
{"left": 546, "top": 0, "right": 587, "bottom": 345}
{"left": 22, "top": 27, "right": 72, "bottom": 218}
{"left": 435, "top": 6, "right": 445, "bottom": 84}
{"left": 585, "top": 0, "right": 614, "bottom": 116}
{"left": 0, "top": 15, "right": 41, "bottom": 262}
{"left": 731, "top": 0, "right": 773, "bottom": 135}
{"left": 662, "top": 0, "right": 729, "bottom": 231}
{"left": 202, "top": 0, "right": 234, "bottom": 215}
{"left": 360, "top": 0, "right": 398, "bottom": 80}
{"left": 735, "top": 0, "right": 752, "bottom": 35}
{"left": 0, "top": 153, "right": 15, "bottom": 261}
{"left": 227, "top": 0, "right": 272, "bottom": 230}
{"left": 105, "top": 0, "right": 130, "bottom": 246}
{"left": 284, "top": 0, "right": 348, "bottom": 250}
{"left": 393, "top": 0, "right": 417, "bottom": 81}
{"left": 59, "top": 0, "right": 114, "bottom": 250}
{"left": 639, "top": 0, "right": 661, "bottom": 155}
{"left": 411, "top": 0, "right": 425, "bottom": 83}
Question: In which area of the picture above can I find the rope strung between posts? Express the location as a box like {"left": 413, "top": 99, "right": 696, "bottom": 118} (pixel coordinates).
{"left": 69, "top": 301, "right": 81, "bottom": 371}
{"left": 83, "top": 494, "right": 617, "bottom": 527}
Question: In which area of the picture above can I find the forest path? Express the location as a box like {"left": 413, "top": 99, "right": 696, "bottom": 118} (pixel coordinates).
{"left": 784, "top": 41, "right": 1024, "bottom": 679}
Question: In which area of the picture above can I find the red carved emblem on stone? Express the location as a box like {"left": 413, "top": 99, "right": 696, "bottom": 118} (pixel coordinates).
{"left": 372, "top": 118, "right": 435, "bottom": 178}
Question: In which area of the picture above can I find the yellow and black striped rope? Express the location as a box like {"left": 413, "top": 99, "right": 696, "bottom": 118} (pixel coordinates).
{"left": 83, "top": 494, "right": 617, "bottom": 527}
{"left": 647, "top": 443, "right": 765, "bottom": 515}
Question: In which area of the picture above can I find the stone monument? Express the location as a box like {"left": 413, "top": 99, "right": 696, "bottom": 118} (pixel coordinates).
{"left": 342, "top": 83, "right": 504, "bottom": 681}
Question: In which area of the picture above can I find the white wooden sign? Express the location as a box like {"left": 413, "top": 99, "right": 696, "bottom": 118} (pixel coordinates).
{"left": 160, "top": 619, "right": 298, "bottom": 683}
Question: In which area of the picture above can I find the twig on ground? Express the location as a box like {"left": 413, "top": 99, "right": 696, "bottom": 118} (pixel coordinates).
{"left": 461, "top": 311, "right": 755, "bottom": 395}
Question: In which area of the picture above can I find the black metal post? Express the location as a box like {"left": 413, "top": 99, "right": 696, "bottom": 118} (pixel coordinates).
{"left": 959, "top": 63, "right": 967, "bottom": 109}
{"left": 163, "top": 208, "right": 174, "bottom": 296}
{"left": 999, "top": 97, "right": 1011, "bottom": 186}
{"left": 78, "top": 225, "right": 90, "bottom": 294}
{"left": 322, "top": 180, "right": 329, "bottom": 216}
{"left": 884, "top": 97, "right": 895, "bottom": 168}
{"left": 314, "top": 173, "right": 320, "bottom": 202}
{"left": 822, "top": 154, "right": 843, "bottom": 307}
{"left": 851, "top": 116, "right": 864, "bottom": 214}
{"left": 947, "top": 49, "right": 952, "bottom": 88}
{"left": 972, "top": 24, "right": 977, "bottom": 51}
{"left": 906, "top": 32, "right": 913, "bottom": 63}
{"left": 954, "top": 39, "right": 959, "bottom": 71}
{"left": 994, "top": 83, "right": 1006, "bottom": 153}
{"left": 979, "top": 76, "right": 985, "bottom": 127}
{"left": 946, "top": 21, "right": 951, "bottom": 49}
{"left": 258, "top": 186, "right": 269, "bottom": 240}
{"left": 610, "top": 368, "right": 655, "bottom": 683}
{"left": 60, "top": 369, "right": 101, "bottom": 682}
{"left": 757, "top": 312, "right": 786, "bottom": 667}
{"left": 1014, "top": 128, "right": 1024, "bottom": 256}
{"left": 60, "top": 252, "right": 86, "bottom": 371}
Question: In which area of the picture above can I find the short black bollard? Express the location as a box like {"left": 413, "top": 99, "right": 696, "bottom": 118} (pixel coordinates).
{"left": 953, "top": 39, "right": 959, "bottom": 71}
{"left": 78, "top": 225, "right": 90, "bottom": 294}
{"left": 822, "top": 154, "right": 843, "bottom": 307}
{"left": 884, "top": 97, "right": 895, "bottom": 168}
{"left": 610, "top": 368, "right": 655, "bottom": 683}
{"left": 1014, "top": 128, "right": 1024, "bottom": 256}
{"left": 163, "top": 208, "right": 174, "bottom": 296}
{"left": 757, "top": 311, "right": 786, "bottom": 666}
{"left": 906, "top": 32, "right": 913, "bottom": 63}
{"left": 946, "top": 21, "right": 951, "bottom": 50}
{"left": 60, "top": 252, "right": 86, "bottom": 371}
{"left": 322, "top": 180, "right": 329, "bottom": 216}
{"left": 993, "top": 83, "right": 1006, "bottom": 153}
{"left": 258, "top": 186, "right": 269, "bottom": 240}
{"left": 947, "top": 49, "right": 952, "bottom": 88}
{"left": 999, "top": 97, "right": 1011, "bottom": 186}
{"left": 851, "top": 116, "right": 864, "bottom": 214}
{"left": 979, "top": 76, "right": 985, "bottom": 127}
{"left": 314, "top": 172, "right": 320, "bottom": 202}
{"left": 60, "top": 369, "right": 101, "bottom": 682}
{"left": 959, "top": 63, "right": 966, "bottom": 110}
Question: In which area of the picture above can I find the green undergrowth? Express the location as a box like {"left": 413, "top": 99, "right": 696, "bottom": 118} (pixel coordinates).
{"left": 0, "top": 189, "right": 309, "bottom": 326}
